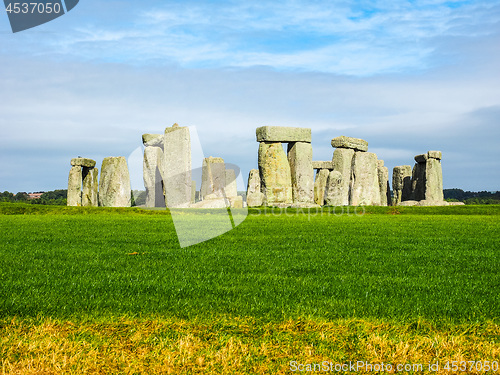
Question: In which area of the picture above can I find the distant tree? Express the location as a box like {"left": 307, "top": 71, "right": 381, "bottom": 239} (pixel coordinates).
{"left": 14, "top": 192, "right": 29, "bottom": 201}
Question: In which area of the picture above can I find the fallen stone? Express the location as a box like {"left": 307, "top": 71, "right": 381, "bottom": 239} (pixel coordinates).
{"left": 427, "top": 150, "right": 442, "bottom": 160}
{"left": 225, "top": 169, "right": 238, "bottom": 198}
{"left": 247, "top": 192, "right": 265, "bottom": 207}
{"left": 142, "top": 134, "right": 164, "bottom": 148}
{"left": 332, "top": 148, "right": 355, "bottom": 206}
{"left": 313, "top": 169, "right": 329, "bottom": 206}
{"left": 417, "top": 200, "right": 448, "bottom": 206}
{"left": 67, "top": 166, "right": 82, "bottom": 206}
{"left": 324, "top": 170, "right": 343, "bottom": 206}
{"left": 163, "top": 125, "right": 192, "bottom": 208}
{"left": 397, "top": 200, "right": 418, "bottom": 206}
{"left": 312, "top": 161, "right": 334, "bottom": 170}
{"left": 392, "top": 165, "right": 412, "bottom": 205}
{"left": 143, "top": 146, "right": 165, "bottom": 207}
{"left": 82, "top": 167, "right": 98, "bottom": 207}
{"left": 98, "top": 156, "right": 131, "bottom": 207}
{"left": 331, "top": 136, "right": 368, "bottom": 152}
{"left": 71, "top": 158, "right": 96, "bottom": 168}
{"left": 350, "top": 152, "right": 380, "bottom": 206}
{"left": 258, "top": 142, "right": 293, "bottom": 205}
{"left": 287, "top": 142, "right": 314, "bottom": 204}
{"left": 447, "top": 201, "right": 465, "bottom": 206}
{"left": 256, "top": 126, "right": 311, "bottom": 143}
{"left": 190, "top": 198, "right": 228, "bottom": 208}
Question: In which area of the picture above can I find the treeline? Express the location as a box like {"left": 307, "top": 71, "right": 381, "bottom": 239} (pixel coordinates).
{"left": 0, "top": 190, "right": 67, "bottom": 205}
{"left": 444, "top": 189, "right": 500, "bottom": 205}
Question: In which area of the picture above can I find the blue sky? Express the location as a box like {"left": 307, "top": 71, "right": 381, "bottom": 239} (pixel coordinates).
{"left": 1, "top": 0, "right": 499, "bottom": 193}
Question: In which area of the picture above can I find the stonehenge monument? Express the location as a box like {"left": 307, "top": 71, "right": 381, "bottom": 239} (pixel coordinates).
{"left": 246, "top": 169, "right": 264, "bottom": 207}
{"left": 67, "top": 158, "right": 98, "bottom": 207}
{"left": 99, "top": 157, "right": 131, "bottom": 207}
{"left": 392, "top": 165, "right": 412, "bottom": 205}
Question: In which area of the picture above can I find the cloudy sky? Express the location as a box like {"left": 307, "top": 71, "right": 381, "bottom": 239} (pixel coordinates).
{"left": 0, "top": 0, "right": 499, "bottom": 193}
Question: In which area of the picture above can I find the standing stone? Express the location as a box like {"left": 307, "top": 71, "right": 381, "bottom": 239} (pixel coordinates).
{"left": 258, "top": 142, "right": 293, "bottom": 205}
{"left": 287, "top": 142, "right": 314, "bottom": 204}
{"left": 99, "top": 157, "right": 131, "bottom": 207}
{"left": 331, "top": 136, "right": 369, "bottom": 152}
{"left": 163, "top": 125, "right": 192, "bottom": 208}
{"left": 225, "top": 169, "right": 238, "bottom": 198}
{"left": 331, "top": 148, "right": 355, "bottom": 205}
{"left": 324, "top": 170, "right": 343, "bottom": 206}
{"left": 82, "top": 167, "right": 98, "bottom": 207}
{"left": 67, "top": 166, "right": 82, "bottom": 206}
{"left": 350, "top": 152, "right": 380, "bottom": 206}
{"left": 392, "top": 165, "right": 412, "bottom": 205}
{"left": 143, "top": 146, "right": 165, "bottom": 207}
{"left": 246, "top": 169, "right": 264, "bottom": 207}
{"left": 411, "top": 162, "right": 426, "bottom": 201}
{"left": 425, "top": 157, "right": 444, "bottom": 201}
{"left": 200, "top": 157, "right": 226, "bottom": 199}
{"left": 314, "top": 169, "right": 329, "bottom": 206}
{"left": 377, "top": 160, "right": 390, "bottom": 206}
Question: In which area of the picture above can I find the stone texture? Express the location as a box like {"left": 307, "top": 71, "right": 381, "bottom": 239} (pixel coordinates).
{"left": 377, "top": 163, "right": 390, "bottom": 206}
{"left": 331, "top": 136, "right": 368, "bottom": 152}
{"left": 258, "top": 142, "right": 293, "bottom": 205}
{"left": 143, "top": 146, "right": 165, "bottom": 207}
{"left": 350, "top": 152, "right": 380, "bottom": 206}
{"left": 313, "top": 169, "right": 329, "bottom": 206}
{"left": 417, "top": 200, "right": 448, "bottom": 206}
{"left": 190, "top": 198, "right": 228, "bottom": 208}
{"left": 414, "top": 154, "right": 428, "bottom": 163}
{"left": 287, "top": 142, "right": 314, "bottom": 204}
{"left": 392, "top": 165, "right": 412, "bottom": 205}
{"left": 425, "top": 158, "right": 444, "bottom": 201}
{"left": 142, "top": 134, "right": 163, "bottom": 148}
{"left": 225, "top": 169, "right": 238, "bottom": 198}
{"left": 247, "top": 169, "right": 261, "bottom": 195}
{"left": 324, "top": 170, "right": 343, "bottom": 206}
{"left": 448, "top": 201, "right": 465, "bottom": 206}
{"left": 331, "top": 148, "right": 355, "bottom": 205}
{"left": 71, "top": 158, "right": 96, "bottom": 168}
{"left": 99, "top": 157, "right": 131, "bottom": 207}
{"left": 67, "top": 166, "right": 82, "bottom": 206}
{"left": 163, "top": 125, "right": 192, "bottom": 208}
{"left": 428, "top": 150, "right": 442, "bottom": 160}
{"left": 312, "top": 161, "right": 334, "bottom": 170}
{"left": 398, "top": 200, "right": 419, "bottom": 206}
{"left": 228, "top": 196, "right": 243, "bottom": 208}
{"left": 247, "top": 192, "right": 265, "bottom": 207}
{"left": 82, "top": 167, "right": 98, "bottom": 207}
{"left": 411, "top": 163, "right": 426, "bottom": 201}
{"left": 200, "top": 157, "right": 226, "bottom": 200}
{"left": 256, "top": 126, "right": 311, "bottom": 143}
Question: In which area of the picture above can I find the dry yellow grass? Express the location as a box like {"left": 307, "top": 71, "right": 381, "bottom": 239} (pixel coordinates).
{"left": 0, "top": 316, "right": 499, "bottom": 374}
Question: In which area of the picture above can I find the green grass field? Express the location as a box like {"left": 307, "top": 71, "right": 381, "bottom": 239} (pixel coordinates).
{"left": 1, "top": 203, "right": 499, "bottom": 373}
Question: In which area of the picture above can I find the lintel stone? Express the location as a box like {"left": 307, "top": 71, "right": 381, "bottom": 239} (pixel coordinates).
{"left": 256, "top": 126, "right": 311, "bottom": 143}
{"left": 71, "top": 158, "right": 96, "bottom": 168}
{"left": 427, "top": 150, "right": 442, "bottom": 160}
{"left": 414, "top": 154, "right": 428, "bottom": 163}
{"left": 331, "top": 136, "right": 368, "bottom": 152}
{"left": 312, "top": 161, "right": 334, "bottom": 170}
{"left": 142, "top": 134, "right": 163, "bottom": 147}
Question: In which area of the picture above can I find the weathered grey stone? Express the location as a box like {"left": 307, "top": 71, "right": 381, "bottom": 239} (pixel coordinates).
{"left": 143, "top": 146, "right": 165, "bottom": 207}
{"left": 314, "top": 169, "right": 329, "bottom": 206}
{"left": 191, "top": 198, "right": 228, "bottom": 208}
{"left": 448, "top": 201, "right": 465, "bottom": 206}
{"left": 258, "top": 142, "right": 293, "bottom": 205}
{"left": 67, "top": 166, "right": 82, "bottom": 206}
{"left": 417, "top": 200, "right": 448, "bottom": 206}
{"left": 142, "top": 134, "right": 163, "bottom": 148}
{"left": 99, "top": 157, "right": 131, "bottom": 207}
{"left": 71, "top": 158, "right": 96, "bottom": 168}
{"left": 397, "top": 200, "right": 419, "bottom": 206}
{"left": 247, "top": 192, "right": 265, "bottom": 207}
{"left": 82, "top": 167, "right": 98, "bottom": 207}
{"left": 414, "top": 154, "right": 428, "bottom": 163}
{"left": 411, "top": 163, "right": 426, "bottom": 201}
{"left": 163, "top": 125, "right": 192, "bottom": 208}
{"left": 427, "top": 150, "right": 442, "bottom": 160}
{"left": 312, "top": 161, "right": 334, "bottom": 170}
{"left": 425, "top": 158, "right": 444, "bottom": 201}
{"left": 256, "top": 126, "right": 311, "bottom": 143}
{"left": 287, "top": 142, "right": 314, "bottom": 204}
{"left": 350, "top": 152, "right": 380, "bottom": 206}
{"left": 225, "top": 169, "right": 238, "bottom": 198}
{"left": 246, "top": 169, "right": 261, "bottom": 196}
{"left": 228, "top": 195, "right": 243, "bottom": 208}
{"left": 377, "top": 164, "right": 390, "bottom": 206}
{"left": 324, "top": 170, "right": 343, "bottom": 206}
{"left": 331, "top": 148, "right": 355, "bottom": 206}
{"left": 200, "top": 157, "right": 226, "bottom": 200}
{"left": 392, "top": 165, "right": 412, "bottom": 205}
{"left": 331, "top": 136, "right": 368, "bottom": 152}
